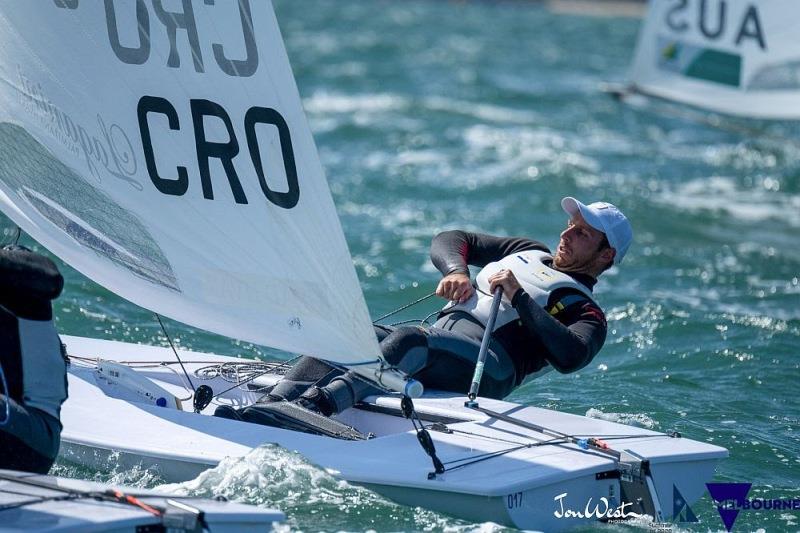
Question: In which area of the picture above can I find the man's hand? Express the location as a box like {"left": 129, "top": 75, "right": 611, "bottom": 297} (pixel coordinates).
{"left": 488, "top": 269, "right": 522, "bottom": 302}
{"left": 436, "top": 272, "right": 474, "bottom": 303}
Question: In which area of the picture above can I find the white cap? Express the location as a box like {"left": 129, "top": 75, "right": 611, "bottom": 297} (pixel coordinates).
{"left": 561, "top": 197, "right": 632, "bottom": 264}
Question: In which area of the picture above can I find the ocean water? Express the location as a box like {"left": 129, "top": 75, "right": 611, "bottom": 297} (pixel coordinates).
{"left": 8, "top": 0, "right": 799, "bottom": 531}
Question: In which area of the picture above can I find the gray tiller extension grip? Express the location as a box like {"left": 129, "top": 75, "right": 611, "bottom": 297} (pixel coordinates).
{"left": 467, "top": 287, "right": 503, "bottom": 402}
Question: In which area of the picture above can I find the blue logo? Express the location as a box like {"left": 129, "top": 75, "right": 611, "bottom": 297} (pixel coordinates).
{"left": 706, "top": 483, "right": 752, "bottom": 531}
{"left": 672, "top": 485, "right": 698, "bottom": 523}
{"left": 705, "top": 483, "right": 800, "bottom": 531}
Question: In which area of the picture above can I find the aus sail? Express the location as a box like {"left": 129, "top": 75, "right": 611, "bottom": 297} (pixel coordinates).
{"left": 628, "top": 0, "right": 800, "bottom": 119}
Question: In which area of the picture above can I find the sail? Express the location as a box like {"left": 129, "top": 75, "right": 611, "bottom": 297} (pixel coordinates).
{"left": 0, "top": 1, "right": 382, "bottom": 365}
{"left": 629, "top": 0, "right": 800, "bottom": 119}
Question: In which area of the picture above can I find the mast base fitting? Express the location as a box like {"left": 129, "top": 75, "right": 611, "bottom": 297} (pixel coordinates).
{"left": 351, "top": 366, "right": 424, "bottom": 397}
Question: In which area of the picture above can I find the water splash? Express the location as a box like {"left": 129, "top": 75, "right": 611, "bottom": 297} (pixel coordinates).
{"left": 156, "top": 445, "right": 499, "bottom": 532}
{"left": 585, "top": 408, "right": 659, "bottom": 430}
{"left": 51, "top": 452, "right": 166, "bottom": 488}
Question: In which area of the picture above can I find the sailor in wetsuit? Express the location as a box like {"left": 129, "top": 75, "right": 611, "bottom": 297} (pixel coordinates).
{"left": 0, "top": 244, "right": 67, "bottom": 473}
{"left": 222, "top": 197, "right": 631, "bottom": 422}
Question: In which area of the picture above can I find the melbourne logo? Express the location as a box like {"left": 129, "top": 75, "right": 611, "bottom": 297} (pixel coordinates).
{"left": 706, "top": 482, "right": 800, "bottom": 531}
{"left": 706, "top": 483, "right": 752, "bottom": 531}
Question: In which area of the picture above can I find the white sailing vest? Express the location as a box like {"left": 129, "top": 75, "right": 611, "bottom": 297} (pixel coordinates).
{"left": 444, "top": 250, "right": 595, "bottom": 331}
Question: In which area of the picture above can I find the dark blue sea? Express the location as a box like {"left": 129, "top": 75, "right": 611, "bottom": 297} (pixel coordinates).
{"left": 8, "top": 0, "right": 797, "bottom": 530}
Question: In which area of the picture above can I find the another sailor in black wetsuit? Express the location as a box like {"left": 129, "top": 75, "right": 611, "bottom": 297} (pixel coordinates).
{"left": 223, "top": 197, "right": 632, "bottom": 422}
{"left": 0, "top": 245, "right": 67, "bottom": 473}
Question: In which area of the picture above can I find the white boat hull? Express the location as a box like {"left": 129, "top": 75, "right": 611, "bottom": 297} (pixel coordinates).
{"left": 59, "top": 335, "right": 726, "bottom": 530}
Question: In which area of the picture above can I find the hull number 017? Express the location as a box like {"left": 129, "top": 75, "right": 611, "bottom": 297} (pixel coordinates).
{"left": 507, "top": 491, "right": 524, "bottom": 509}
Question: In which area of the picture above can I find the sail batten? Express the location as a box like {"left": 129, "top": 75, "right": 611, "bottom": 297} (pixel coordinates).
{"left": 0, "top": 2, "right": 382, "bottom": 365}
{"left": 628, "top": 0, "right": 800, "bottom": 120}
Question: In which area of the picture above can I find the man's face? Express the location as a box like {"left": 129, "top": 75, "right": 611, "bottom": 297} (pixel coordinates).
{"left": 553, "top": 212, "right": 611, "bottom": 273}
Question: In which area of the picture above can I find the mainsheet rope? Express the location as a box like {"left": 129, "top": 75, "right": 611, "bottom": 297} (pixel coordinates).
{"left": 372, "top": 291, "right": 437, "bottom": 324}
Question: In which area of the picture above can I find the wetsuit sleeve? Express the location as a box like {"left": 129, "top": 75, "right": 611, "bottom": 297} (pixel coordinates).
{"left": 510, "top": 290, "right": 607, "bottom": 373}
{"left": 430, "top": 230, "right": 549, "bottom": 277}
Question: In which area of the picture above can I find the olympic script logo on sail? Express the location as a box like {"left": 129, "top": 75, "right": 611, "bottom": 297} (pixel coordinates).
{"left": 16, "top": 67, "right": 140, "bottom": 190}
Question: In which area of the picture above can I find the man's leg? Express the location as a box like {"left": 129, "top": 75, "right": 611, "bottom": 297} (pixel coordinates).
{"left": 307, "top": 325, "right": 425, "bottom": 414}
{"left": 312, "top": 320, "right": 517, "bottom": 415}
{"left": 420, "top": 327, "right": 516, "bottom": 399}
{"left": 265, "top": 324, "right": 395, "bottom": 403}
{"left": 264, "top": 356, "right": 341, "bottom": 402}
{"left": 424, "top": 312, "right": 517, "bottom": 399}
{"left": 222, "top": 325, "right": 399, "bottom": 421}
{"left": 214, "top": 356, "right": 340, "bottom": 419}
{"left": 265, "top": 324, "right": 396, "bottom": 403}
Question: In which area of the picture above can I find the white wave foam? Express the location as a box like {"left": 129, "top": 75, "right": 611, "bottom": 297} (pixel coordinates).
{"left": 77, "top": 307, "right": 108, "bottom": 320}
{"left": 304, "top": 91, "right": 410, "bottom": 114}
{"left": 156, "top": 445, "right": 359, "bottom": 507}
{"left": 461, "top": 124, "right": 600, "bottom": 182}
{"left": 585, "top": 408, "right": 659, "bottom": 429}
{"left": 720, "top": 312, "right": 797, "bottom": 335}
{"left": 650, "top": 176, "right": 800, "bottom": 228}
{"left": 424, "top": 96, "right": 540, "bottom": 124}
{"left": 361, "top": 149, "right": 451, "bottom": 172}
{"left": 53, "top": 452, "right": 165, "bottom": 489}
{"left": 155, "top": 445, "right": 495, "bottom": 530}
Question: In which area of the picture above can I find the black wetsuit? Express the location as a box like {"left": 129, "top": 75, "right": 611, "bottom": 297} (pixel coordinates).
{"left": 0, "top": 245, "right": 66, "bottom": 473}
{"left": 240, "top": 231, "right": 607, "bottom": 420}
{"left": 431, "top": 230, "right": 607, "bottom": 381}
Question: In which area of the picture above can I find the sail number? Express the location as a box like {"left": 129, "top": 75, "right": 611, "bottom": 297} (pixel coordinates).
{"left": 55, "top": 0, "right": 259, "bottom": 77}
{"left": 507, "top": 491, "right": 524, "bottom": 509}
{"left": 665, "top": 1, "right": 766, "bottom": 50}
{"left": 137, "top": 96, "right": 299, "bottom": 209}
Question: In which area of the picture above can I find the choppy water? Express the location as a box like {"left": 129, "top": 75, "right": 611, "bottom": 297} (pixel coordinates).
{"left": 10, "top": 0, "right": 800, "bottom": 530}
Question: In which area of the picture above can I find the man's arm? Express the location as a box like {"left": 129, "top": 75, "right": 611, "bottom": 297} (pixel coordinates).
{"left": 431, "top": 231, "right": 548, "bottom": 303}
{"left": 430, "top": 230, "right": 548, "bottom": 276}
{"left": 511, "top": 290, "right": 607, "bottom": 373}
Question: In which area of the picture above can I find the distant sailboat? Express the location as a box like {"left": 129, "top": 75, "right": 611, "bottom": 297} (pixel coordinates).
{"left": 613, "top": 0, "right": 800, "bottom": 120}
{"left": 0, "top": 2, "right": 726, "bottom": 530}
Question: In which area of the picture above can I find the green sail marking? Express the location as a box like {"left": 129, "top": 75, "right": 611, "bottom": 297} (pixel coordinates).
{"left": 685, "top": 49, "right": 742, "bottom": 87}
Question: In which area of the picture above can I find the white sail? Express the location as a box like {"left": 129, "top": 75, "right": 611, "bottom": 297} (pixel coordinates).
{"left": 629, "top": 0, "right": 800, "bottom": 119}
{"left": 0, "top": 2, "right": 382, "bottom": 365}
